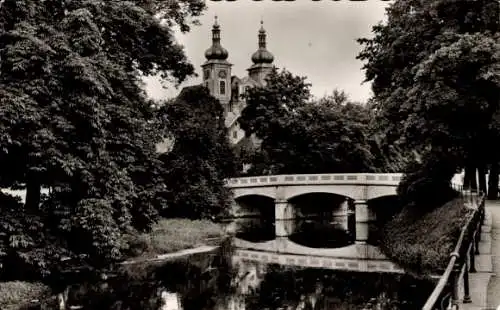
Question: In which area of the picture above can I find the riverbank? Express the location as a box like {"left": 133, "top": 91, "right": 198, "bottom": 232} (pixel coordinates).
{"left": 126, "top": 218, "right": 226, "bottom": 260}
{"left": 379, "top": 196, "right": 474, "bottom": 275}
{"left": 0, "top": 218, "right": 227, "bottom": 309}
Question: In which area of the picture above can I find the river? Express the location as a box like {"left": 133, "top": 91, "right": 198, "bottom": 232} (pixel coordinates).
{"left": 60, "top": 214, "right": 437, "bottom": 310}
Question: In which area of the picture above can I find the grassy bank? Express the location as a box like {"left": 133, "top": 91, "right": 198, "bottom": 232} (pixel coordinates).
{"left": 379, "top": 197, "right": 473, "bottom": 275}
{"left": 127, "top": 218, "right": 227, "bottom": 259}
{"left": 0, "top": 281, "right": 52, "bottom": 310}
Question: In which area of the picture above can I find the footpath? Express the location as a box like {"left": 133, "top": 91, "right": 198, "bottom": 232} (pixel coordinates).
{"left": 462, "top": 200, "right": 500, "bottom": 310}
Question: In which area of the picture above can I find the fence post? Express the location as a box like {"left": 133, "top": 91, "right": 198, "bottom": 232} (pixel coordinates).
{"left": 450, "top": 257, "right": 461, "bottom": 309}
{"left": 470, "top": 240, "right": 477, "bottom": 273}
{"left": 463, "top": 258, "right": 472, "bottom": 303}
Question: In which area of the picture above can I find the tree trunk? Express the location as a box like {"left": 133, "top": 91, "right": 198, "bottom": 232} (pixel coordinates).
{"left": 488, "top": 162, "right": 499, "bottom": 200}
{"left": 478, "top": 164, "right": 487, "bottom": 196}
{"left": 464, "top": 165, "right": 478, "bottom": 192}
{"left": 463, "top": 167, "right": 470, "bottom": 190}
{"left": 25, "top": 179, "right": 41, "bottom": 210}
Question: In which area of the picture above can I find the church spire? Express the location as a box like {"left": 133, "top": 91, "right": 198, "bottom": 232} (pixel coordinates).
{"left": 258, "top": 19, "right": 266, "bottom": 49}
{"left": 251, "top": 19, "right": 274, "bottom": 64}
{"left": 205, "top": 15, "right": 228, "bottom": 61}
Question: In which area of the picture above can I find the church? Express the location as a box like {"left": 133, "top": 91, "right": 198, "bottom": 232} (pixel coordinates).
{"left": 200, "top": 16, "right": 275, "bottom": 146}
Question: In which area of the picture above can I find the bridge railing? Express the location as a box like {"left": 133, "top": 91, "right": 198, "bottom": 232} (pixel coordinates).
{"left": 422, "top": 193, "right": 485, "bottom": 310}
{"left": 227, "top": 173, "right": 404, "bottom": 188}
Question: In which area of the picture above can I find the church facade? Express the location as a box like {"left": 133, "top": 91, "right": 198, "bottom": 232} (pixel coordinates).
{"left": 201, "top": 17, "right": 275, "bottom": 146}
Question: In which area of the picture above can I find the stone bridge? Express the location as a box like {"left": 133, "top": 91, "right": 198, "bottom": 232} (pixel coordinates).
{"left": 226, "top": 173, "right": 464, "bottom": 272}
{"left": 228, "top": 173, "right": 403, "bottom": 201}
{"left": 227, "top": 173, "right": 403, "bottom": 244}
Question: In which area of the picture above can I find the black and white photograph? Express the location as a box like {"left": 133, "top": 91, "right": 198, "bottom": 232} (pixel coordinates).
{"left": 0, "top": 0, "right": 499, "bottom": 309}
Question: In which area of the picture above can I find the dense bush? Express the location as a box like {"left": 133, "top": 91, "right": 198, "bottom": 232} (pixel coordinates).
{"left": 0, "top": 281, "right": 51, "bottom": 310}
{"left": 380, "top": 198, "right": 472, "bottom": 274}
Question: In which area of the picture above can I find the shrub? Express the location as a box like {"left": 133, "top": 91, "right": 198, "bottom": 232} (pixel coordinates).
{"left": 380, "top": 197, "right": 472, "bottom": 274}
{"left": 0, "top": 281, "right": 51, "bottom": 309}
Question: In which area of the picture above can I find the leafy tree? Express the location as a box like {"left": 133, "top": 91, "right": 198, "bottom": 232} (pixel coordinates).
{"left": 0, "top": 0, "right": 205, "bottom": 278}
{"left": 239, "top": 69, "right": 376, "bottom": 175}
{"left": 358, "top": 0, "right": 500, "bottom": 201}
{"left": 158, "top": 86, "right": 238, "bottom": 219}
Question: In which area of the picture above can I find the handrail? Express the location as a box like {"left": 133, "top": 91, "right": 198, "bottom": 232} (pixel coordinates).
{"left": 422, "top": 192, "right": 485, "bottom": 310}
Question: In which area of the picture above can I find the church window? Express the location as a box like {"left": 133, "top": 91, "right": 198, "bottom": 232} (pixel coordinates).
{"left": 233, "top": 130, "right": 238, "bottom": 139}
{"left": 204, "top": 70, "right": 210, "bottom": 80}
{"left": 219, "top": 80, "right": 226, "bottom": 95}
{"left": 228, "top": 101, "right": 233, "bottom": 112}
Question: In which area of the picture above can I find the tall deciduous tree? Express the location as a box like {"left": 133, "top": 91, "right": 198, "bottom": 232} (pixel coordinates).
{"left": 358, "top": 0, "right": 500, "bottom": 201}
{"left": 0, "top": 0, "right": 204, "bottom": 277}
{"left": 239, "top": 69, "right": 376, "bottom": 175}
{"left": 158, "top": 86, "right": 238, "bottom": 219}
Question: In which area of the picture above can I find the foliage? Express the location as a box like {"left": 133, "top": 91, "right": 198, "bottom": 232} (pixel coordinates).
{"left": 0, "top": 0, "right": 205, "bottom": 279}
{"left": 239, "top": 69, "right": 377, "bottom": 175}
{"left": 126, "top": 218, "right": 226, "bottom": 259}
{"left": 358, "top": 0, "right": 500, "bottom": 204}
{"left": 158, "top": 86, "right": 238, "bottom": 219}
{"left": 0, "top": 281, "right": 51, "bottom": 309}
{"left": 380, "top": 197, "right": 472, "bottom": 274}
{"left": 397, "top": 153, "right": 459, "bottom": 209}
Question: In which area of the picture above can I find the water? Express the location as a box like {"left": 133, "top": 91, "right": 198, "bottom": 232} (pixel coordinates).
{"left": 59, "top": 208, "right": 434, "bottom": 309}
{"left": 59, "top": 240, "right": 435, "bottom": 310}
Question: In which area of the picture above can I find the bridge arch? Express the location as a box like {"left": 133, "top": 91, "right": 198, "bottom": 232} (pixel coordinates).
{"left": 365, "top": 186, "right": 398, "bottom": 200}
{"left": 231, "top": 195, "right": 276, "bottom": 243}
{"left": 284, "top": 185, "right": 362, "bottom": 201}
{"left": 233, "top": 187, "right": 276, "bottom": 200}
{"left": 286, "top": 192, "right": 354, "bottom": 249}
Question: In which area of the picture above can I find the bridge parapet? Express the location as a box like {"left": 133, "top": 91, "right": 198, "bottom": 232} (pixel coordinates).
{"left": 227, "top": 173, "right": 403, "bottom": 188}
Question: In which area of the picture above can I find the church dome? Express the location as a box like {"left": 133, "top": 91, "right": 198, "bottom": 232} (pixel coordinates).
{"left": 251, "top": 48, "right": 274, "bottom": 64}
{"left": 205, "top": 44, "right": 228, "bottom": 60}
{"left": 251, "top": 21, "right": 274, "bottom": 64}
{"left": 205, "top": 17, "right": 229, "bottom": 61}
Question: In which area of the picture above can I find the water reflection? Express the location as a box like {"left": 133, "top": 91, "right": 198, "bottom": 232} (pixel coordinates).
{"left": 64, "top": 243, "right": 435, "bottom": 310}
{"left": 233, "top": 218, "right": 275, "bottom": 242}
{"left": 289, "top": 213, "right": 355, "bottom": 248}
{"left": 232, "top": 212, "right": 356, "bottom": 249}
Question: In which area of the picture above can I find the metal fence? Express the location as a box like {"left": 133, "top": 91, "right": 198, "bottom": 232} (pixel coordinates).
{"left": 422, "top": 192, "right": 486, "bottom": 310}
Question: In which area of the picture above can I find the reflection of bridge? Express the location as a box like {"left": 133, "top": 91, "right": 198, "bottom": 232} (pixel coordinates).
{"left": 233, "top": 248, "right": 404, "bottom": 273}
{"left": 226, "top": 173, "right": 463, "bottom": 272}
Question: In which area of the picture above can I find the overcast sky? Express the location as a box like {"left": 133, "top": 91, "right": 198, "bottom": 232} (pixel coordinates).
{"left": 144, "top": 0, "right": 391, "bottom": 103}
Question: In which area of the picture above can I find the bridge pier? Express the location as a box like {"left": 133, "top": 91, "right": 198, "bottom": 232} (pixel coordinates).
{"left": 275, "top": 200, "right": 295, "bottom": 237}
{"left": 355, "top": 200, "right": 375, "bottom": 244}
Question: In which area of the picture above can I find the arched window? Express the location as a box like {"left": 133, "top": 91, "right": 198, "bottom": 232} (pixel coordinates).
{"left": 219, "top": 81, "right": 226, "bottom": 95}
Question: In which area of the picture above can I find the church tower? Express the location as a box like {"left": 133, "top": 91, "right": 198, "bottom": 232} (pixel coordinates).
{"left": 247, "top": 20, "right": 274, "bottom": 84}
{"left": 201, "top": 16, "right": 232, "bottom": 107}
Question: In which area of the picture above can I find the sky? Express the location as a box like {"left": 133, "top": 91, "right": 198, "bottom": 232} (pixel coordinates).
{"left": 144, "top": 0, "right": 391, "bottom": 103}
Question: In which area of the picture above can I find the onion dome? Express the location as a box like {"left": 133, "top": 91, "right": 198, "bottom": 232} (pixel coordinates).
{"left": 251, "top": 20, "right": 274, "bottom": 64}
{"left": 205, "top": 16, "right": 229, "bottom": 61}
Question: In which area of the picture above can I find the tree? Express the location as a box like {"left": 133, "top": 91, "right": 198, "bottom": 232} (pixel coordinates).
{"left": 358, "top": 0, "right": 500, "bottom": 202}
{"left": 0, "top": 0, "right": 205, "bottom": 278}
{"left": 239, "top": 69, "right": 376, "bottom": 175}
{"left": 158, "top": 86, "right": 238, "bottom": 219}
